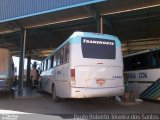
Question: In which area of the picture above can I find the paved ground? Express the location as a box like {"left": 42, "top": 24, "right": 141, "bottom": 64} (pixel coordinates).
{"left": 0, "top": 91, "right": 159, "bottom": 120}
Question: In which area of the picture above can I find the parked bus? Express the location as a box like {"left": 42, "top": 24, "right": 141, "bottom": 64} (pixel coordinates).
{"left": 40, "top": 32, "right": 124, "bottom": 101}
{"left": 0, "top": 48, "right": 15, "bottom": 92}
{"left": 123, "top": 48, "right": 160, "bottom": 101}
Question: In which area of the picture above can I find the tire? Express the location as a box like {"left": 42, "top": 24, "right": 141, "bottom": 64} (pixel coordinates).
{"left": 52, "top": 85, "right": 60, "bottom": 102}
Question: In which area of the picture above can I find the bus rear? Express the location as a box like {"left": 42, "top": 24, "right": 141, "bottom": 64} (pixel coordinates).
{"left": 69, "top": 32, "right": 124, "bottom": 98}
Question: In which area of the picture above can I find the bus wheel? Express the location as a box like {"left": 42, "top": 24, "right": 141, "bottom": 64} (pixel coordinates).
{"left": 52, "top": 85, "right": 60, "bottom": 102}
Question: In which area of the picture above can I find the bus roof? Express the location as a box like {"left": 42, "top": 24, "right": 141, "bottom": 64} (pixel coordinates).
{"left": 123, "top": 48, "right": 160, "bottom": 58}
{"left": 42, "top": 31, "right": 119, "bottom": 61}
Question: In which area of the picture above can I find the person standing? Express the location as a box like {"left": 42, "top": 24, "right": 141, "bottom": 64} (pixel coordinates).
{"left": 30, "top": 62, "right": 38, "bottom": 89}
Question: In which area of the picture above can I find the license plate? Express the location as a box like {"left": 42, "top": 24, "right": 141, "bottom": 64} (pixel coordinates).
{"left": 96, "top": 79, "right": 105, "bottom": 86}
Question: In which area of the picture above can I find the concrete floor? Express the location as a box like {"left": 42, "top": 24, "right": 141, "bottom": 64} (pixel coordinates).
{"left": 0, "top": 91, "right": 159, "bottom": 120}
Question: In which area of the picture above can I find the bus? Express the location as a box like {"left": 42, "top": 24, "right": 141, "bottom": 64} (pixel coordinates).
{"left": 123, "top": 48, "right": 160, "bottom": 101}
{"left": 40, "top": 32, "right": 124, "bottom": 101}
{"left": 0, "top": 48, "right": 15, "bottom": 92}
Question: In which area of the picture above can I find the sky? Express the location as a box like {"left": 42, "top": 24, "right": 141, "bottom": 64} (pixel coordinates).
{"left": 13, "top": 56, "right": 41, "bottom": 75}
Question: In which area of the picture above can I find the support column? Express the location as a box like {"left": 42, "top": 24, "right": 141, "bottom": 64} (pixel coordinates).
{"left": 18, "top": 29, "right": 26, "bottom": 95}
{"left": 100, "top": 16, "right": 103, "bottom": 34}
{"left": 97, "top": 16, "right": 103, "bottom": 33}
{"left": 26, "top": 53, "right": 31, "bottom": 87}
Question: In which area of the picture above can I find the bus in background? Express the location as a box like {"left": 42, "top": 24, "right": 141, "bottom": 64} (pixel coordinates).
{"left": 0, "top": 48, "right": 15, "bottom": 92}
{"left": 123, "top": 48, "right": 160, "bottom": 101}
{"left": 40, "top": 32, "right": 124, "bottom": 102}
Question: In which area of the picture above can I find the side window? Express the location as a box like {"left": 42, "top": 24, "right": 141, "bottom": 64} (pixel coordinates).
{"left": 43, "top": 61, "right": 46, "bottom": 71}
{"left": 157, "top": 51, "right": 160, "bottom": 67}
{"left": 60, "top": 48, "right": 64, "bottom": 65}
{"left": 124, "top": 52, "right": 156, "bottom": 71}
{"left": 137, "top": 53, "right": 147, "bottom": 70}
{"left": 12, "top": 64, "right": 14, "bottom": 72}
{"left": 124, "top": 56, "right": 138, "bottom": 71}
{"left": 42, "top": 44, "right": 70, "bottom": 68}
{"left": 67, "top": 45, "right": 69, "bottom": 62}
{"left": 152, "top": 52, "right": 157, "bottom": 68}
{"left": 123, "top": 57, "right": 132, "bottom": 71}
{"left": 64, "top": 44, "right": 69, "bottom": 63}
{"left": 56, "top": 52, "right": 60, "bottom": 66}
{"left": 53, "top": 55, "right": 56, "bottom": 67}
{"left": 41, "top": 63, "right": 43, "bottom": 71}
{"left": 45, "top": 60, "right": 48, "bottom": 70}
{"left": 130, "top": 54, "right": 147, "bottom": 70}
{"left": 42, "top": 62, "right": 45, "bottom": 71}
{"left": 130, "top": 56, "right": 137, "bottom": 70}
{"left": 50, "top": 56, "right": 54, "bottom": 68}
{"left": 147, "top": 52, "right": 157, "bottom": 69}
{"left": 48, "top": 58, "right": 51, "bottom": 69}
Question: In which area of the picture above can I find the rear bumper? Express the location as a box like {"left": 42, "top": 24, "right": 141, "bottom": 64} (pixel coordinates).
{"left": 70, "top": 86, "right": 124, "bottom": 98}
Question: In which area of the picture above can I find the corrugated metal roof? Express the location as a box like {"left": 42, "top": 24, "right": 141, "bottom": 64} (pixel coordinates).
{"left": 0, "top": 0, "right": 105, "bottom": 23}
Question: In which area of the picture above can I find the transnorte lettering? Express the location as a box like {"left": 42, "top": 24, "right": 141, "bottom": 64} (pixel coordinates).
{"left": 83, "top": 39, "right": 114, "bottom": 45}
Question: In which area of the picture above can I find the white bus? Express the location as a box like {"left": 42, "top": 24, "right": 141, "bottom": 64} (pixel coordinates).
{"left": 123, "top": 48, "right": 160, "bottom": 101}
{"left": 40, "top": 32, "right": 124, "bottom": 101}
{"left": 0, "top": 48, "right": 15, "bottom": 92}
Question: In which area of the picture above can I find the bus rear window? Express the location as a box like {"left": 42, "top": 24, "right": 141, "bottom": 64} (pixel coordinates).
{"left": 81, "top": 37, "right": 116, "bottom": 59}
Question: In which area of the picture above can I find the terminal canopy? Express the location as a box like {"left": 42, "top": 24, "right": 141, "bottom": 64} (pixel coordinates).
{"left": 0, "top": 0, "right": 160, "bottom": 59}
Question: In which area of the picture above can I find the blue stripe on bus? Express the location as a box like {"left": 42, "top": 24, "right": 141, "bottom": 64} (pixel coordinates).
{"left": 152, "top": 88, "right": 160, "bottom": 99}
{"left": 140, "top": 83, "right": 156, "bottom": 97}
{"left": 145, "top": 85, "right": 160, "bottom": 98}
{"left": 69, "top": 32, "right": 121, "bottom": 47}
{"left": 140, "top": 79, "right": 160, "bottom": 99}
{"left": 46, "top": 32, "right": 121, "bottom": 59}
{"left": 140, "top": 83, "right": 158, "bottom": 98}
{"left": 149, "top": 86, "right": 160, "bottom": 99}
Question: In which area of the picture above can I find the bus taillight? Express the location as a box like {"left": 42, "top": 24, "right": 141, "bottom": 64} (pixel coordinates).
{"left": 70, "top": 69, "right": 75, "bottom": 77}
{"left": 70, "top": 69, "right": 75, "bottom": 85}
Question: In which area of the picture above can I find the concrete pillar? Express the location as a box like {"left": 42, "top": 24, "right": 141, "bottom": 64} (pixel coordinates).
{"left": 100, "top": 16, "right": 103, "bottom": 33}
{"left": 26, "top": 53, "right": 31, "bottom": 87}
{"left": 97, "top": 16, "right": 103, "bottom": 33}
{"left": 18, "top": 29, "right": 26, "bottom": 95}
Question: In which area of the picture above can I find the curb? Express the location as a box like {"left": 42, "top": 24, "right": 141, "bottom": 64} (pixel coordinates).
{"left": 14, "top": 94, "right": 44, "bottom": 99}
{"left": 118, "top": 99, "right": 143, "bottom": 105}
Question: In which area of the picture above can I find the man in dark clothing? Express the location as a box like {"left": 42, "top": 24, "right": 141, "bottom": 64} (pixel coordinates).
{"left": 12, "top": 76, "right": 18, "bottom": 90}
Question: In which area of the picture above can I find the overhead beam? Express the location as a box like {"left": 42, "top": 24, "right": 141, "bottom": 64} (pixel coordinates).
{"left": 100, "top": 0, "right": 160, "bottom": 15}
{"left": 1, "top": 21, "right": 24, "bottom": 33}
{"left": 84, "top": 5, "right": 100, "bottom": 20}
{"left": 84, "top": 5, "right": 103, "bottom": 33}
